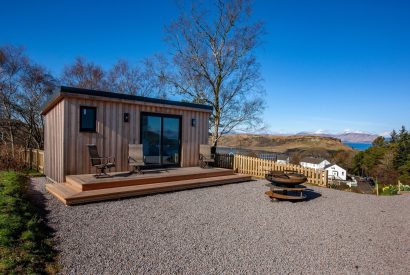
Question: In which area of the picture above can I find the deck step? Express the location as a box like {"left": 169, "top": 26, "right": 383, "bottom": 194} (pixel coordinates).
{"left": 48, "top": 174, "right": 252, "bottom": 205}
{"left": 65, "top": 177, "right": 83, "bottom": 192}
{"left": 46, "top": 183, "right": 76, "bottom": 204}
{"left": 66, "top": 168, "right": 235, "bottom": 191}
{"left": 67, "top": 174, "right": 252, "bottom": 205}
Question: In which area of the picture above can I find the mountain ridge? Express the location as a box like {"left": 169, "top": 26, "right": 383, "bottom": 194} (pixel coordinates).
{"left": 295, "top": 131, "right": 379, "bottom": 143}
{"left": 218, "top": 134, "right": 354, "bottom": 153}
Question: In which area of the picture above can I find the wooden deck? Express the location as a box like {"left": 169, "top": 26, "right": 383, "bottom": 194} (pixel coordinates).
{"left": 46, "top": 167, "right": 252, "bottom": 205}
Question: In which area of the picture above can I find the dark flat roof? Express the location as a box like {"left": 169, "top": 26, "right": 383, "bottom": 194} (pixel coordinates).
{"left": 42, "top": 86, "right": 213, "bottom": 114}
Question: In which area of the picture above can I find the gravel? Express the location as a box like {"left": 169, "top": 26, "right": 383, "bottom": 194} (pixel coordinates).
{"left": 31, "top": 177, "right": 410, "bottom": 274}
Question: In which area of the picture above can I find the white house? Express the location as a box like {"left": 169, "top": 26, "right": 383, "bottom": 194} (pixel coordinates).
{"left": 276, "top": 154, "right": 290, "bottom": 164}
{"left": 325, "top": 164, "right": 347, "bottom": 181}
{"left": 258, "top": 153, "right": 289, "bottom": 164}
{"left": 299, "top": 157, "right": 330, "bottom": 169}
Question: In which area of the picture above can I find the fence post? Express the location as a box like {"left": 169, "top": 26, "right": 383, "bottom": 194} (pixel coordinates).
{"left": 376, "top": 180, "right": 379, "bottom": 196}
{"left": 36, "top": 149, "right": 39, "bottom": 171}
{"left": 29, "top": 148, "right": 33, "bottom": 169}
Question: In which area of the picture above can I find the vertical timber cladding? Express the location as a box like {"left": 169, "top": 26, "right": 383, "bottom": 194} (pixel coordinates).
{"left": 44, "top": 99, "right": 65, "bottom": 183}
{"left": 62, "top": 95, "right": 210, "bottom": 178}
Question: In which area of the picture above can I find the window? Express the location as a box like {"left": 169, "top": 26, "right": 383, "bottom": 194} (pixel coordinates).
{"left": 80, "top": 106, "right": 96, "bottom": 132}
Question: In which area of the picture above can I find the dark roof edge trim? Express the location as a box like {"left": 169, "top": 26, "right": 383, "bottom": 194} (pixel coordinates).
{"left": 42, "top": 86, "right": 213, "bottom": 114}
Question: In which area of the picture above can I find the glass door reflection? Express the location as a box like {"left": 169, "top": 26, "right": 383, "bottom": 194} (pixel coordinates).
{"left": 141, "top": 115, "right": 161, "bottom": 165}
{"left": 140, "top": 113, "right": 181, "bottom": 167}
{"left": 162, "top": 117, "right": 180, "bottom": 165}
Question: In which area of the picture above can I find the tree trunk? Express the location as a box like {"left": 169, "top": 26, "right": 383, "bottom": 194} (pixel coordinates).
{"left": 8, "top": 125, "right": 15, "bottom": 157}
{"left": 211, "top": 112, "right": 220, "bottom": 154}
{"left": 213, "top": 114, "right": 220, "bottom": 146}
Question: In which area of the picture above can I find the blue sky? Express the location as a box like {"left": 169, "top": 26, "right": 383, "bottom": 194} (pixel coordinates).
{"left": 1, "top": 0, "right": 409, "bottom": 135}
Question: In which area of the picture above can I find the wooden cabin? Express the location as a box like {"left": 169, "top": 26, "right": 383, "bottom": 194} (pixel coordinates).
{"left": 42, "top": 86, "right": 212, "bottom": 183}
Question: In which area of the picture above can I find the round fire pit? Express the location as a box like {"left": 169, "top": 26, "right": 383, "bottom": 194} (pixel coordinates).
{"left": 265, "top": 170, "right": 308, "bottom": 201}
{"left": 265, "top": 170, "right": 307, "bottom": 186}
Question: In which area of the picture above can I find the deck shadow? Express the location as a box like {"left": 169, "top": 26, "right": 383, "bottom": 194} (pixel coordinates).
{"left": 26, "top": 178, "right": 59, "bottom": 267}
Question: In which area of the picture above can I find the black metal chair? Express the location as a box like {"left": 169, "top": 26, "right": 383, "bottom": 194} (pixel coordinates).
{"left": 87, "top": 144, "right": 116, "bottom": 178}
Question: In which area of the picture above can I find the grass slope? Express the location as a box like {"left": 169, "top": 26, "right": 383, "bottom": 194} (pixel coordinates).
{"left": 0, "top": 171, "right": 57, "bottom": 274}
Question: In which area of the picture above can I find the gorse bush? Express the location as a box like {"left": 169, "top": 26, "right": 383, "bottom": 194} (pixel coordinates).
{"left": 381, "top": 184, "right": 398, "bottom": 196}
{"left": 0, "top": 171, "right": 57, "bottom": 274}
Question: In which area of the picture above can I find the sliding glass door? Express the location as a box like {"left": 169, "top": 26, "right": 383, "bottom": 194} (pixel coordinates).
{"left": 141, "top": 113, "right": 181, "bottom": 167}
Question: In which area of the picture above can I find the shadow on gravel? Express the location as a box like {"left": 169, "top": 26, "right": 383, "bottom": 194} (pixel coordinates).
{"left": 26, "top": 179, "right": 58, "bottom": 249}
{"left": 303, "top": 189, "right": 322, "bottom": 201}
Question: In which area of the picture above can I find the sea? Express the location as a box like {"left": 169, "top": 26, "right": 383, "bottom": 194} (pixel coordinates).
{"left": 343, "top": 142, "right": 372, "bottom": 151}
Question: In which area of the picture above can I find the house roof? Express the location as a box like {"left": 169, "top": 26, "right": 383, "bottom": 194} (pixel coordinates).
{"left": 41, "top": 86, "right": 213, "bottom": 115}
{"left": 324, "top": 163, "right": 345, "bottom": 170}
{"left": 300, "top": 157, "right": 326, "bottom": 164}
{"left": 276, "top": 154, "right": 289, "bottom": 161}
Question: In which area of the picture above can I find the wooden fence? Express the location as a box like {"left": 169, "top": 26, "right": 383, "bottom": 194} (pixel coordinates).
{"left": 216, "top": 154, "right": 328, "bottom": 186}
{"left": 215, "top": 153, "right": 235, "bottom": 169}
{"left": 25, "top": 149, "right": 45, "bottom": 173}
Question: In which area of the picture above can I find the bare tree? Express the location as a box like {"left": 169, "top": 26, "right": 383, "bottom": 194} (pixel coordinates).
{"left": 164, "top": 0, "right": 265, "bottom": 147}
{"left": 0, "top": 45, "right": 27, "bottom": 155}
{"left": 0, "top": 45, "right": 55, "bottom": 153}
{"left": 107, "top": 58, "right": 167, "bottom": 98}
{"left": 61, "top": 57, "right": 107, "bottom": 90}
{"left": 17, "top": 63, "right": 55, "bottom": 148}
{"left": 62, "top": 57, "right": 168, "bottom": 98}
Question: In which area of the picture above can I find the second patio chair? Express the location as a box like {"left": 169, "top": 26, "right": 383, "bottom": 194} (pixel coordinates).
{"left": 128, "top": 144, "right": 145, "bottom": 174}
{"left": 199, "top": 144, "right": 215, "bottom": 168}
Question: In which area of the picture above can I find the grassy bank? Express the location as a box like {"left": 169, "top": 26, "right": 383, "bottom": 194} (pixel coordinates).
{"left": 0, "top": 171, "right": 57, "bottom": 274}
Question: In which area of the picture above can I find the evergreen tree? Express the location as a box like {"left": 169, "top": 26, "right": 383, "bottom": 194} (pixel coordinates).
{"left": 372, "top": 136, "right": 386, "bottom": 147}
{"left": 390, "top": 129, "right": 398, "bottom": 143}
{"left": 393, "top": 126, "right": 410, "bottom": 169}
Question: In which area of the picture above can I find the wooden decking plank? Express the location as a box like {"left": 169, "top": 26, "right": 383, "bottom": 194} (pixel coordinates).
{"left": 71, "top": 168, "right": 235, "bottom": 191}
{"left": 65, "top": 177, "right": 83, "bottom": 192}
{"left": 65, "top": 174, "right": 252, "bottom": 205}
{"left": 46, "top": 183, "right": 76, "bottom": 204}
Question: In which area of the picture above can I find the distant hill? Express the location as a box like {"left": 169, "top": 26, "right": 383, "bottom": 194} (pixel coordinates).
{"left": 218, "top": 134, "right": 354, "bottom": 154}
{"left": 296, "top": 131, "right": 379, "bottom": 144}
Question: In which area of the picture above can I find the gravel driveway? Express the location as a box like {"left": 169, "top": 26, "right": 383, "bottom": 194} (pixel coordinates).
{"left": 31, "top": 177, "right": 410, "bottom": 274}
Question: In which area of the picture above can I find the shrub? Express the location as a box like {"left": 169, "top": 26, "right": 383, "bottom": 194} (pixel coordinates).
{"left": 328, "top": 182, "right": 353, "bottom": 192}
{"left": 381, "top": 184, "right": 399, "bottom": 195}
{"left": 0, "top": 145, "right": 28, "bottom": 171}
{"left": 245, "top": 151, "right": 258, "bottom": 158}
{"left": 0, "top": 171, "right": 57, "bottom": 274}
{"left": 401, "top": 184, "right": 410, "bottom": 192}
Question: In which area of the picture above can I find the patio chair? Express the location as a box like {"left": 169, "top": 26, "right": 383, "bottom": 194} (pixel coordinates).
{"left": 87, "top": 144, "right": 116, "bottom": 178}
{"left": 128, "top": 144, "right": 145, "bottom": 174}
{"left": 199, "top": 144, "right": 215, "bottom": 168}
